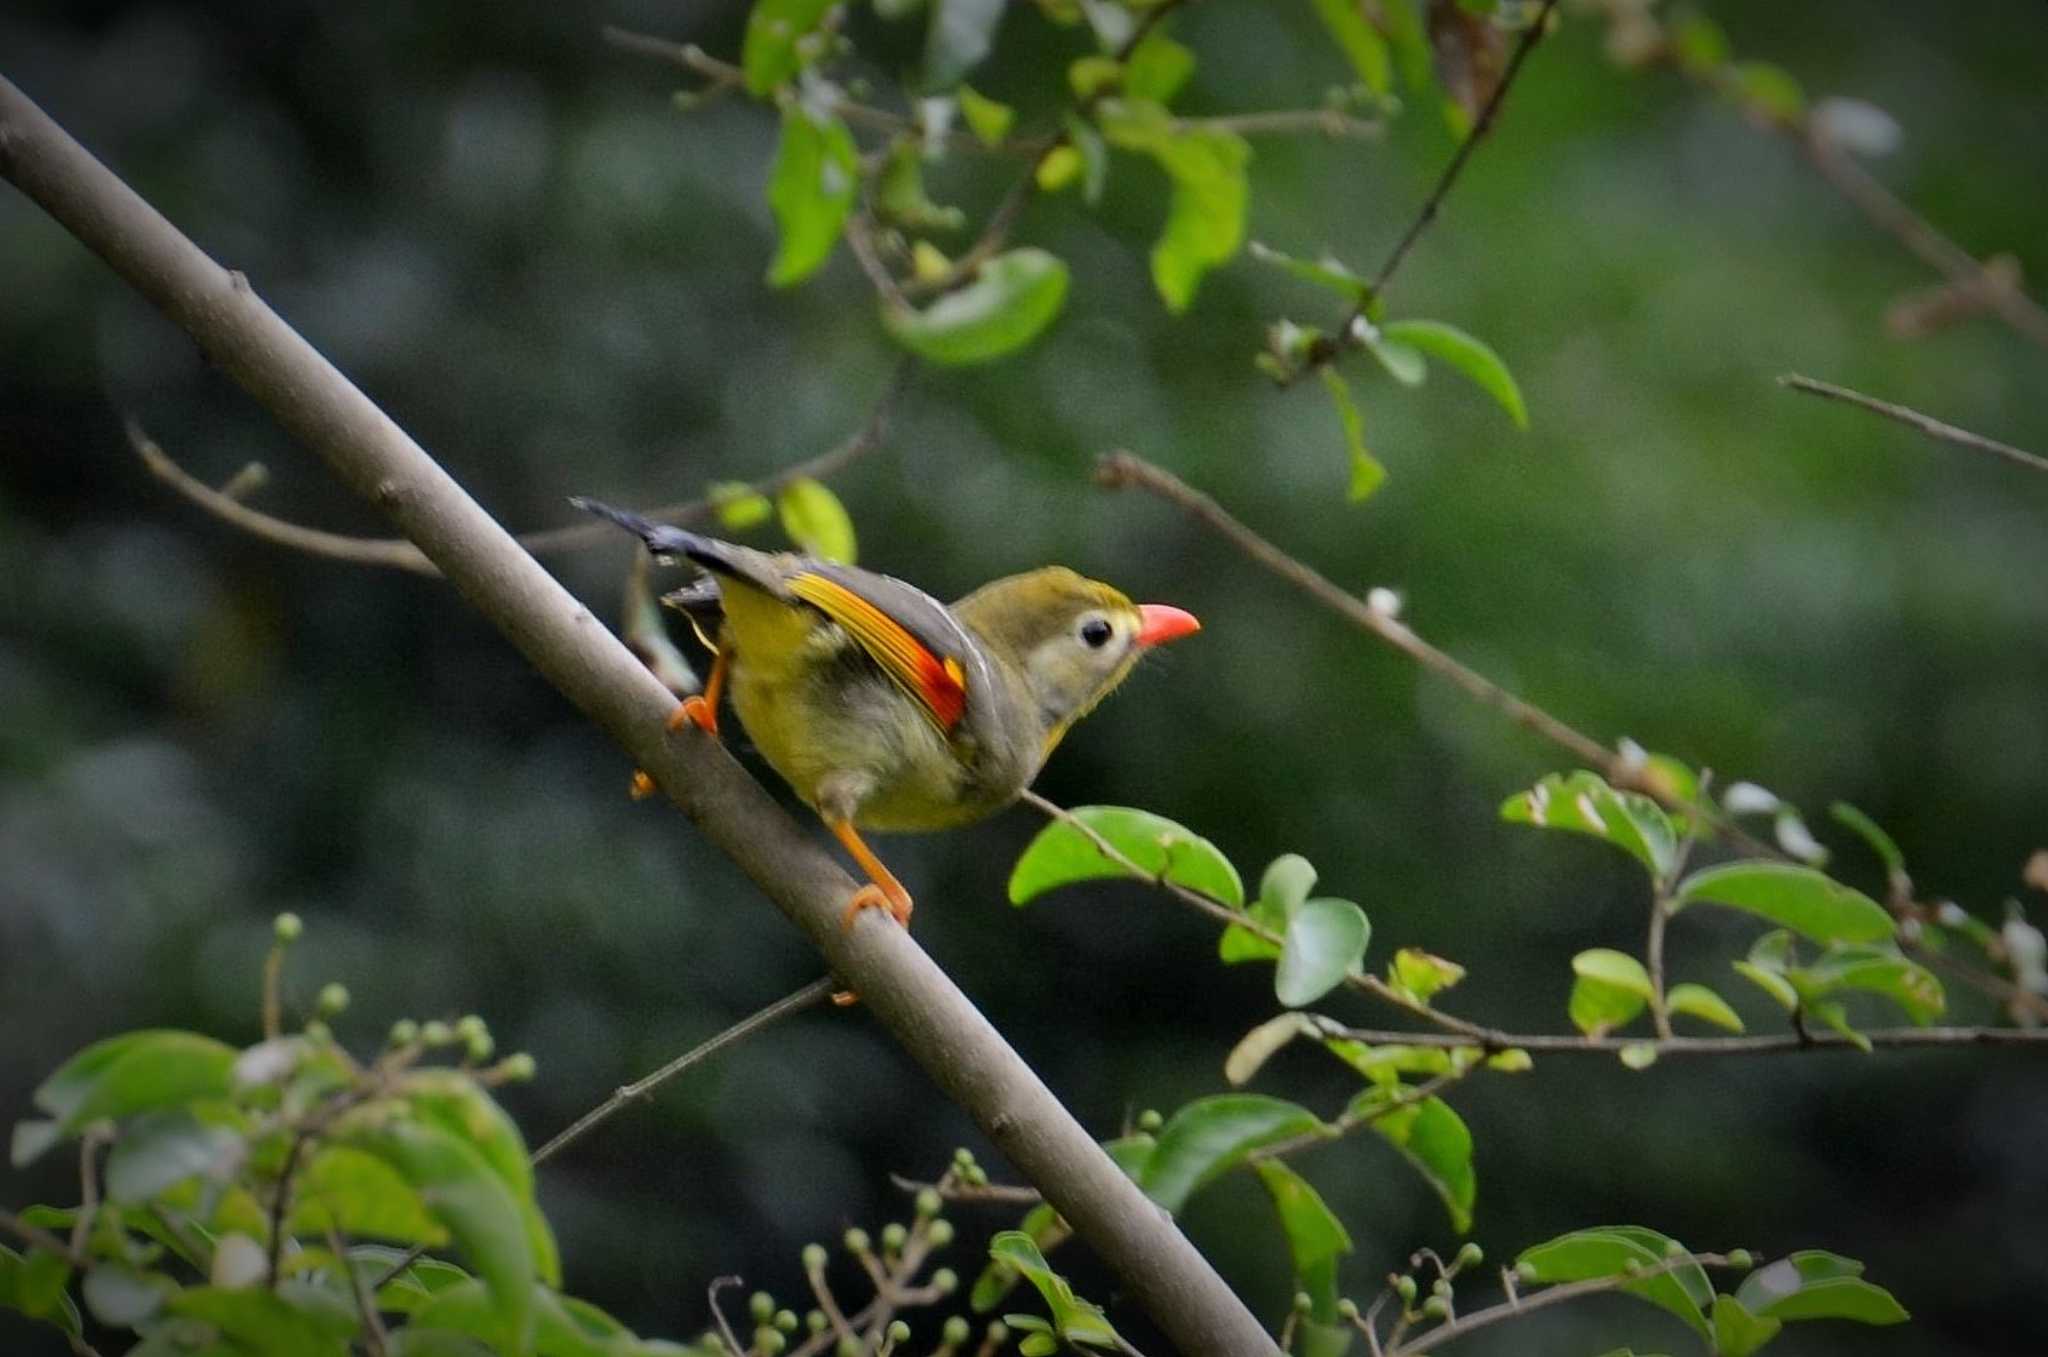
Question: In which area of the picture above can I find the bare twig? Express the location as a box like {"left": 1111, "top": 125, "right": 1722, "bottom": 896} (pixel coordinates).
{"left": 533, "top": 978, "right": 837, "bottom": 1166}
{"left": 134, "top": 360, "right": 911, "bottom": 571}
{"left": 1367, "top": 0, "right": 1561, "bottom": 298}
{"left": 1323, "top": 1020, "right": 2048, "bottom": 1056}
{"left": 707, "top": 1275, "right": 749, "bottom": 1357}
{"left": 328, "top": 1221, "right": 391, "bottom": 1357}
{"left": 1778, "top": 373, "right": 2048, "bottom": 478}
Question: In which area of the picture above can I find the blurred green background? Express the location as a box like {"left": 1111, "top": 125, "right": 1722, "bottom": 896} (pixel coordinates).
{"left": 4, "top": 0, "right": 2045, "bottom": 1352}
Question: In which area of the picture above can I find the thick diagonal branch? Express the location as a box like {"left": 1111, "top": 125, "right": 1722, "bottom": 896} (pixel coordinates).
{"left": 0, "top": 75, "right": 1278, "bottom": 1357}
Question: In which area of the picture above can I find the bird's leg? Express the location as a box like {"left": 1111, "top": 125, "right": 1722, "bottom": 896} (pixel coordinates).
{"left": 827, "top": 818, "right": 914, "bottom": 929}
{"left": 668, "top": 645, "right": 729, "bottom": 736}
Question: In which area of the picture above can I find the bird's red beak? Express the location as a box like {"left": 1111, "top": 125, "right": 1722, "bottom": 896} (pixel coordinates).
{"left": 1134, "top": 604, "right": 1201, "bottom": 648}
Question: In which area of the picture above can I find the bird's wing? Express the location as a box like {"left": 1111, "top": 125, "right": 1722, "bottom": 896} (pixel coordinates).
{"left": 786, "top": 566, "right": 982, "bottom": 735}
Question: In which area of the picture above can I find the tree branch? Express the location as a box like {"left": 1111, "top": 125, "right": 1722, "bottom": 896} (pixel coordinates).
{"left": 133, "top": 360, "right": 912, "bottom": 572}
{"left": 1386, "top": 1251, "right": 1742, "bottom": 1356}
{"left": 1778, "top": 373, "right": 2048, "bottom": 478}
{"left": 0, "top": 75, "right": 1279, "bottom": 1357}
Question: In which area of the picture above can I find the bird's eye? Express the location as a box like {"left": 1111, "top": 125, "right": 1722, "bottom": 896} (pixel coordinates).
{"left": 1079, "top": 617, "right": 1114, "bottom": 649}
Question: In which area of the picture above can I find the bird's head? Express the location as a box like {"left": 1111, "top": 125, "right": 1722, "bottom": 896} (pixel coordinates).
{"left": 952, "top": 566, "right": 1199, "bottom": 756}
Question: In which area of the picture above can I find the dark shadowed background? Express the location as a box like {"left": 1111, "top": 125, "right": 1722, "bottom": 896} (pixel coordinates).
{"left": 4, "top": 0, "right": 2046, "bottom": 1352}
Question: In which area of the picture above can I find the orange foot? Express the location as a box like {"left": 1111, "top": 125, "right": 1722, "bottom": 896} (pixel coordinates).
{"left": 839, "top": 881, "right": 915, "bottom": 931}
{"left": 628, "top": 770, "right": 657, "bottom": 800}
{"left": 667, "top": 693, "right": 718, "bottom": 735}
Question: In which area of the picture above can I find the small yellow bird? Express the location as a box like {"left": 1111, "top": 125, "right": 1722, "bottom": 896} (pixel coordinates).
{"left": 573, "top": 498, "right": 1200, "bottom": 929}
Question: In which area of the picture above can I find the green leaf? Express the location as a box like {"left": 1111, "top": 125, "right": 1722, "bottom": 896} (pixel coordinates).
{"left": 956, "top": 84, "right": 1015, "bottom": 145}
{"left": 170, "top": 1285, "right": 357, "bottom": 1357}
{"left": 741, "top": 0, "right": 838, "bottom": 94}
{"left": 1666, "top": 982, "right": 1744, "bottom": 1033}
{"left": 411, "top": 1280, "right": 664, "bottom": 1357}
{"left": 1140, "top": 1095, "right": 1326, "bottom": 1213}
{"left": 1568, "top": 948, "right": 1652, "bottom": 1037}
{"left": 1256, "top": 1160, "right": 1352, "bottom": 1325}
{"left": 1381, "top": 0, "right": 1434, "bottom": 96}
{"left": 1712, "top": 1295, "right": 1783, "bottom": 1357}
{"left": 1009, "top": 805, "right": 1242, "bottom": 908}
{"left": 1379, "top": 319, "right": 1528, "bottom": 428}
{"left": 1732, "top": 959, "right": 1799, "bottom": 1012}
{"left": 1062, "top": 114, "right": 1109, "bottom": 204}
{"left": 403, "top": 1073, "right": 559, "bottom": 1287}
{"left": 1514, "top": 1227, "right": 1711, "bottom": 1341}
{"left": 766, "top": 103, "right": 858, "bottom": 288}
{"left": 878, "top": 142, "right": 967, "bottom": 232}
{"left": 1067, "top": 55, "right": 1123, "bottom": 100}
{"left": 1261, "top": 854, "right": 1318, "bottom": 916}
{"left": 987, "top": 1233, "right": 1121, "bottom": 1347}
{"left": 776, "top": 477, "right": 857, "bottom": 564}
{"left": 1219, "top": 899, "right": 1286, "bottom": 963}
{"left": 104, "top": 1108, "right": 242, "bottom": 1203}
{"left": 19, "top": 1031, "right": 237, "bottom": 1165}
{"left": 1324, "top": 1040, "right": 1477, "bottom": 1090}
{"left": 1276, "top": 899, "right": 1371, "bottom": 1007}
{"left": 1321, "top": 367, "right": 1386, "bottom": 502}
{"left": 1309, "top": 0, "right": 1391, "bottom": 94}
{"left": 969, "top": 1203, "right": 1067, "bottom": 1315}
{"left": 1801, "top": 944, "right": 1944, "bottom": 1024}
{"left": 1360, "top": 330, "right": 1426, "bottom": 386}
{"left": 1737, "top": 1252, "right": 1907, "bottom": 1325}
{"left": 1224, "top": 1012, "right": 1319, "bottom": 1086}
{"left": 345, "top": 1118, "right": 535, "bottom": 1352}
{"left": 1388, "top": 948, "right": 1466, "bottom": 1004}
{"left": 82, "top": 1263, "right": 172, "bottom": 1329}
{"left": 707, "top": 482, "right": 773, "bottom": 532}
{"left": 0, "top": 1244, "right": 81, "bottom": 1338}
{"left": 1098, "top": 100, "right": 1250, "bottom": 312}
{"left": 926, "top": 0, "right": 1008, "bottom": 88}
{"left": 882, "top": 247, "right": 1071, "bottom": 365}
{"left": 1674, "top": 864, "right": 1894, "bottom": 943}
{"left": 293, "top": 1144, "right": 448, "bottom": 1250}
{"left": 1125, "top": 32, "right": 1196, "bottom": 104}
{"left": 1828, "top": 802, "right": 1904, "bottom": 877}
{"left": 1248, "top": 241, "right": 1372, "bottom": 305}
{"left": 1356, "top": 1092, "right": 1475, "bottom": 1232}
{"left": 1502, "top": 771, "right": 1679, "bottom": 880}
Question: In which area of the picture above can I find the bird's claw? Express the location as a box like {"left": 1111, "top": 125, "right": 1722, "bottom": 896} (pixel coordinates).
{"left": 839, "top": 882, "right": 914, "bottom": 931}
{"left": 668, "top": 694, "right": 718, "bottom": 736}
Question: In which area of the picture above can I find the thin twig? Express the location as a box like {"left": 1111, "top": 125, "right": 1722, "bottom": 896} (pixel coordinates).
{"left": 1323, "top": 1021, "right": 2048, "bottom": 1056}
{"left": 69, "top": 1127, "right": 107, "bottom": 1259}
{"left": 132, "top": 360, "right": 911, "bottom": 571}
{"left": 1367, "top": 0, "right": 1561, "bottom": 297}
{"left": 1778, "top": 373, "right": 2048, "bottom": 477}
{"left": 532, "top": 978, "right": 837, "bottom": 1165}
{"left": 1387, "top": 1251, "right": 1739, "bottom": 1356}
{"left": 0, "top": 1205, "right": 89, "bottom": 1267}
{"left": 707, "top": 1275, "right": 749, "bottom": 1357}
{"left": 328, "top": 1221, "right": 391, "bottom": 1357}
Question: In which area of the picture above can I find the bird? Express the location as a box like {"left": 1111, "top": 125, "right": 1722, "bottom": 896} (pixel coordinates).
{"left": 570, "top": 497, "right": 1200, "bottom": 931}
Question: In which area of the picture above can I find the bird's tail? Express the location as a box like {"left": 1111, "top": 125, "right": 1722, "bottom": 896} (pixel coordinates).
{"left": 568, "top": 497, "right": 768, "bottom": 584}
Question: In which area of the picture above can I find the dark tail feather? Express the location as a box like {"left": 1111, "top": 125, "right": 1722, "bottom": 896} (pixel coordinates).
{"left": 568, "top": 496, "right": 709, "bottom": 560}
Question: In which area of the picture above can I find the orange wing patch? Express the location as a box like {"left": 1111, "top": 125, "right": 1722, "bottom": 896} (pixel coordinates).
{"left": 789, "top": 573, "right": 968, "bottom": 731}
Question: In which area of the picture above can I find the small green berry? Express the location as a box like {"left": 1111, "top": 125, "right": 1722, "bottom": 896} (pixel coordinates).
{"left": 303, "top": 1019, "right": 331, "bottom": 1042}
{"left": 316, "top": 982, "right": 350, "bottom": 1016}
{"left": 1515, "top": 1261, "right": 1538, "bottom": 1283}
{"left": 1293, "top": 1291, "right": 1313, "bottom": 1313}
{"left": 952, "top": 1147, "right": 976, "bottom": 1167}
{"left": 925, "top": 1219, "right": 955, "bottom": 1248}
{"left": 1662, "top": 1238, "right": 1686, "bottom": 1257}
{"left": 835, "top": 1336, "right": 862, "bottom": 1357}
{"left": 943, "top": 1315, "right": 971, "bottom": 1344}
{"left": 1727, "top": 1248, "right": 1755, "bottom": 1270}
{"left": 801, "top": 1244, "right": 828, "bottom": 1272}
{"left": 806, "top": 1309, "right": 827, "bottom": 1333}
{"left": 498, "top": 1052, "right": 536, "bottom": 1082}
{"left": 886, "top": 1320, "right": 910, "bottom": 1342}
{"left": 421, "top": 1020, "right": 453, "bottom": 1046}
{"left": 964, "top": 1164, "right": 989, "bottom": 1186}
{"left": 750, "top": 1291, "right": 774, "bottom": 1322}
{"left": 1394, "top": 1275, "right": 1417, "bottom": 1303}
{"left": 774, "top": 1309, "right": 797, "bottom": 1333}
{"left": 843, "top": 1227, "right": 871, "bottom": 1254}
{"left": 1137, "top": 1109, "right": 1163, "bottom": 1132}
{"left": 1431, "top": 1277, "right": 1452, "bottom": 1298}
{"left": 985, "top": 1321, "right": 1009, "bottom": 1342}
{"left": 465, "top": 1029, "right": 495, "bottom": 1063}
{"left": 1337, "top": 1298, "right": 1359, "bottom": 1320}
{"left": 1455, "top": 1242, "right": 1484, "bottom": 1269}
{"left": 931, "top": 1267, "right": 957, "bottom": 1295}
{"left": 754, "top": 1328, "right": 785, "bottom": 1355}
{"left": 880, "top": 1222, "right": 908, "bottom": 1253}
{"left": 273, "top": 912, "right": 303, "bottom": 943}
{"left": 915, "top": 1187, "right": 942, "bottom": 1217}
{"left": 388, "top": 1019, "right": 419, "bottom": 1046}
{"left": 1422, "top": 1295, "right": 1449, "bottom": 1321}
